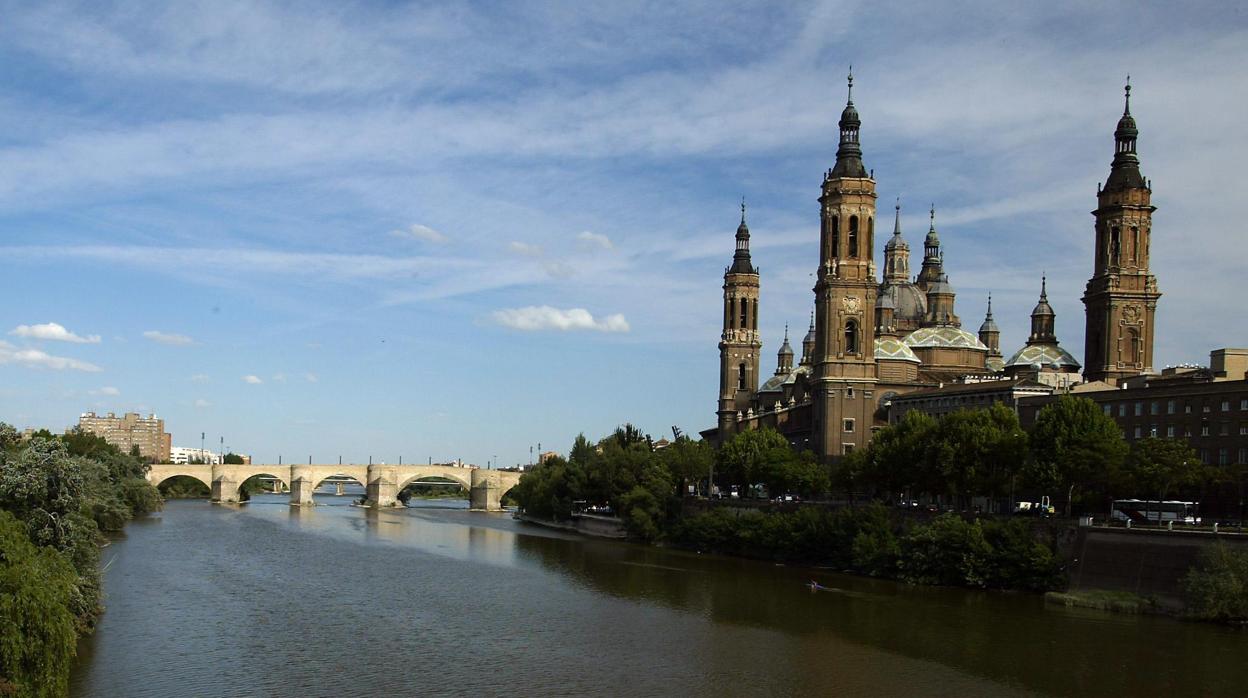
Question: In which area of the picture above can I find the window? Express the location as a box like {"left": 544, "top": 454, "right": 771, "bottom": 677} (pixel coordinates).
{"left": 1134, "top": 402, "right": 1143, "bottom": 416}
{"left": 1133, "top": 426, "right": 1141, "bottom": 439}
{"left": 1201, "top": 424, "right": 1210, "bottom": 437}
{"left": 1184, "top": 402, "right": 1192, "bottom": 414}
{"left": 847, "top": 387, "right": 854, "bottom": 399}
{"left": 1241, "top": 398, "right": 1247, "bottom": 410}
{"left": 844, "top": 320, "right": 859, "bottom": 354}
{"left": 1150, "top": 401, "right": 1159, "bottom": 415}
{"left": 1240, "top": 448, "right": 1248, "bottom": 465}
{"left": 1149, "top": 425, "right": 1158, "bottom": 437}
{"left": 1221, "top": 423, "right": 1229, "bottom": 436}
{"left": 1166, "top": 425, "right": 1175, "bottom": 438}
{"left": 1240, "top": 424, "right": 1247, "bottom": 436}
{"left": 1118, "top": 404, "right": 1127, "bottom": 417}
{"left": 1203, "top": 404, "right": 1211, "bottom": 413}
{"left": 842, "top": 443, "right": 854, "bottom": 455}
{"left": 1110, "top": 227, "right": 1120, "bottom": 265}
{"left": 1218, "top": 448, "right": 1229, "bottom": 466}
{"left": 1200, "top": 449, "right": 1209, "bottom": 464}
{"left": 843, "top": 419, "right": 855, "bottom": 433}
{"left": 1167, "top": 400, "right": 1176, "bottom": 415}
{"left": 830, "top": 216, "right": 840, "bottom": 258}
{"left": 1103, "top": 404, "right": 1112, "bottom": 416}
{"left": 1222, "top": 400, "right": 1231, "bottom": 412}
{"left": 737, "top": 363, "right": 747, "bottom": 390}
{"left": 848, "top": 216, "right": 859, "bottom": 258}
{"left": 740, "top": 299, "right": 748, "bottom": 329}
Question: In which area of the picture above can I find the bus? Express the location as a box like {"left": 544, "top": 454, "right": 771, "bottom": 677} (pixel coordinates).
{"left": 1111, "top": 499, "right": 1201, "bottom": 525}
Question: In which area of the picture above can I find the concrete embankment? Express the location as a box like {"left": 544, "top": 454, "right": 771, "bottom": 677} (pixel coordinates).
{"left": 1068, "top": 526, "right": 1248, "bottom": 607}
{"left": 515, "top": 512, "right": 628, "bottom": 539}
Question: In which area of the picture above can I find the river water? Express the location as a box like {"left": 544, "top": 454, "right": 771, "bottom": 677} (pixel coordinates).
{"left": 70, "top": 495, "right": 1247, "bottom": 697}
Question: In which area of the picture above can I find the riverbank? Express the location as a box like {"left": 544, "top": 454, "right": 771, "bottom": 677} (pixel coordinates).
{"left": 515, "top": 511, "right": 628, "bottom": 538}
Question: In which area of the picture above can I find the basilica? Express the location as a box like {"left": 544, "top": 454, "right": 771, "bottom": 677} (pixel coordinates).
{"left": 703, "top": 75, "right": 1160, "bottom": 459}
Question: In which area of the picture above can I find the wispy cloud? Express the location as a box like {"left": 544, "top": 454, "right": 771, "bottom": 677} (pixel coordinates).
{"left": 576, "top": 231, "right": 613, "bottom": 250}
{"left": 391, "top": 223, "right": 448, "bottom": 244}
{"left": 193, "top": 398, "right": 211, "bottom": 408}
{"left": 10, "top": 322, "right": 100, "bottom": 344}
{"left": 243, "top": 374, "right": 263, "bottom": 384}
{"left": 304, "top": 373, "right": 319, "bottom": 383}
{"left": 0, "top": 340, "right": 101, "bottom": 372}
{"left": 508, "top": 241, "right": 543, "bottom": 257}
{"left": 491, "top": 306, "right": 630, "bottom": 333}
{"left": 143, "top": 330, "right": 194, "bottom": 346}
{"left": 89, "top": 386, "right": 121, "bottom": 396}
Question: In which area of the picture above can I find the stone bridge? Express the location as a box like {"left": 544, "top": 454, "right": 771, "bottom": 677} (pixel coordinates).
{"left": 146, "top": 463, "right": 523, "bottom": 511}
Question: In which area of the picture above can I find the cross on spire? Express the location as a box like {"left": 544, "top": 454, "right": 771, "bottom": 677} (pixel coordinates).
{"left": 847, "top": 65, "right": 854, "bottom": 103}
{"left": 1124, "top": 75, "right": 1131, "bottom": 115}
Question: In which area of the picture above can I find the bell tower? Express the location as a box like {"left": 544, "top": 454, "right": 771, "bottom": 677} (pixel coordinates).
{"left": 717, "top": 201, "right": 762, "bottom": 435}
{"left": 1082, "top": 79, "right": 1161, "bottom": 384}
{"left": 812, "top": 69, "right": 878, "bottom": 459}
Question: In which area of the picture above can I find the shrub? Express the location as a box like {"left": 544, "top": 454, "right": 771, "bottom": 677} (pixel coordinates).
{"left": 900, "top": 514, "right": 991, "bottom": 587}
{"left": 1182, "top": 544, "right": 1248, "bottom": 623}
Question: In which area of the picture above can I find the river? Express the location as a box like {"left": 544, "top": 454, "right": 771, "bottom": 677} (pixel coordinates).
{"left": 70, "top": 494, "right": 1247, "bottom": 697}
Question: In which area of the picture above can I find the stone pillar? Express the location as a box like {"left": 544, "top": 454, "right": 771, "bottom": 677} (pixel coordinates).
{"left": 211, "top": 466, "right": 239, "bottom": 504}
{"left": 366, "top": 465, "right": 398, "bottom": 507}
{"left": 289, "top": 466, "right": 316, "bottom": 506}
{"left": 470, "top": 469, "right": 501, "bottom": 511}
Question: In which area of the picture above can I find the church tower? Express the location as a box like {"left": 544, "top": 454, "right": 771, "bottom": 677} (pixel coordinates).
{"left": 979, "top": 294, "right": 1003, "bottom": 370}
{"left": 775, "top": 325, "right": 794, "bottom": 376}
{"left": 1082, "top": 80, "right": 1161, "bottom": 384}
{"left": 718, "top": 202, "right": 762, "bottom": 435}
{"left": 812, "top": 70, "right": 878, "bottom": 459}
{"left": 916, "top": 206, "right": 944, "bottom": 291}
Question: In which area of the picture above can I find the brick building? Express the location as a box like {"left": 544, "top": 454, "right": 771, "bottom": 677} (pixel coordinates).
{"left": 78, "top": 412, "right": 172, "bottom": 463}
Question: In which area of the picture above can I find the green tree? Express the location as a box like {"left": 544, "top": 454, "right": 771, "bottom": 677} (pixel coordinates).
{"left": 1026, "top": 396, "right": 1128, "bottom": 516}
{"left": 859, "top": 409, "right": 937, "bottom": 500}
{"left": 1122, "top": 437, "right": 1203, "bottom": 512}
{"left": 659, "top": 437, "right": 712, "bottom": 496}
{"left": 223, "top": 452, "right": 245, "bottom": 465}
{"left": 1182, "top": 543, "right": 1248, "bottom": 622}
{"left": 0, "top": 423, "right": 19, "bottom": 452}
{"left": 0, "top": 511, "right": 80, "bottom": 698}
{"left": 718, "top": 428, "right": 790, "bottom": 494}
{"left": 930, "top": 405, "right": 1028, "bottom": 510}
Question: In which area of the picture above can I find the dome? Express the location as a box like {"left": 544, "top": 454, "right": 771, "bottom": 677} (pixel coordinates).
{"left": 875, "top": 292, "right": 895, "bottom": 309}
{"left": 758, "top": 374, "right": 785, "bottom": 394}
{"left": 875, "top": 337, "right": 921, "bottom": 364}
{"left": 985, "top": 355, "right": 1005, "bottom": 373}
{"left": 881, "top": 284, "right": 927, "bottom": 325}
{"left": 903, "top": 326, "right": 989, "bottom": 351}
{"left": 1004, "top": 343, "right": 1081, "bottom": 370}
{"left": 978, "top": 316, "right": 999, "bottom": 334}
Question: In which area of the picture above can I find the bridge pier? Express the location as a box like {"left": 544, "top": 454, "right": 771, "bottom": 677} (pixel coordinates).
{"left": 289, "top": 467, "right": 316, "bottom": 506}
{"left": 211, "top": 471, "right": 239, "bottom": 504}
{"left": 365, "top": 465, "right": 398, "bottom": 508}
{"left": 470, "top": 470, "right": 502, "bottom": 511}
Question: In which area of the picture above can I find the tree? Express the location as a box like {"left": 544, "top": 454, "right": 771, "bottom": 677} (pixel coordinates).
{"left": 1026, "top": 396, "right": 1128, "bottom": 516}
{"left": 718, "top": 428, "right": 791, "bottom": 494}
{"left": 930, "top": 405, "right": 1028, "bottom": 510}
{"left": 860, "top": 409, "right": 937, "bottom": 501}
{"left": 1123, "top": 437, "right": 1203, "bottom": 516}
{"left": 659, "top": 437, "right": 712, "bottom": 496}
{"left": 0, "top": 422, "right": 19, "bottom": 452}
{"left": 223, "top": 453, "right": 245, "bottom": 465}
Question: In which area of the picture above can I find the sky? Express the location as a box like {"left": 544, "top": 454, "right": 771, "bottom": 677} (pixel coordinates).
{"left": 1, "top": 0, "right": 1246, "bottom": 466}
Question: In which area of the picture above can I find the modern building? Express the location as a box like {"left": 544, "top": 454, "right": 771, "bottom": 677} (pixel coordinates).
{"left": 1017, "top": 349, "right": 1248, "bottom": 467}
{"left": 77, "top": 411, "right": 172, "bottom": 463}
{"left": 169, "top": 446, "right": 221, "bottom": 465}
{"left": 703, "top": 77, "right": 1168, "bottom": 460}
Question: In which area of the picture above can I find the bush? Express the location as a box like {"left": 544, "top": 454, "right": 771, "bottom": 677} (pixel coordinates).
{"left": 900, "top": 514, "right": 991, "bottom": 587}
{"left": 0, "top": 511, "right": 80, "bottom": 697}
{"left": 1182, "top": 544, "right": 1248, "bottom": 622}
{"left": 981, "top": 519, "right": 1064, "bottom": 592}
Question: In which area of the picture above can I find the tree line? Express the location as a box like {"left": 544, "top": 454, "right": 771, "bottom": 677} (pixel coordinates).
{"left": 0, "top": 423, "right": 163, "bottom": 697}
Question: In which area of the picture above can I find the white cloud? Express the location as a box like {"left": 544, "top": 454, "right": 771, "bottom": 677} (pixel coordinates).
{"left": 491, "top": 306, "right": 630, "bottom": 333}
{"left": 392, "top": 223, "right": 448, "bottom": 244}
{"left": 89, "top": 386, "right": 121, "bottom": 396}
{"left": 243, "top": 374, "right": 263, "bottom": 384}
{"left": 304, "top": 373, "right": 319, "bottom": 383}
{"left": 508, "top": 241, "right": 543, "bottom": 257}
{"left": 10, "top": 322, "right": 100, "bottom": 344}
{"left": 0, "top": 340, "right": 101, "bottom": 372}
{"left": 576, "top": 231, "right": 613, "bottom": 250}
{"left": 143, "top": 330, "right": 194, "bottom": 346}
{"left": 193, "top": 398, "right": 211, "bottom": 408}
{"left": 542, "top": 261, "right": 576, "bottom": 279}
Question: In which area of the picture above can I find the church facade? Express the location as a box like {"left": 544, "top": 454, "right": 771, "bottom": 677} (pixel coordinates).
{"left": 703, "top": 76, "right": 1157, "bottom": 459}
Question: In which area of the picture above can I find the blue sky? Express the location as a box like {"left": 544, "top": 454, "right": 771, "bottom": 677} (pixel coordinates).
{"left": 1, "top": 1, "right": 1245, "bottom": 466}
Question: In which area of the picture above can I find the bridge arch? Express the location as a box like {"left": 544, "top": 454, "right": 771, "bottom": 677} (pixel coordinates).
{"left": 310, "top": 472, "right": 368, "bottom": 491}
{"left": 151, "top": 471, "right": 212, "bottom": 491}
{"left": 396, "top": 472, "right": 471, "bottom": 493}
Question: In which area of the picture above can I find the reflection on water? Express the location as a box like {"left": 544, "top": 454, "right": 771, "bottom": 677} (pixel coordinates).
{"left": 70, "top": 497, "right": 1248, "bottom": 697}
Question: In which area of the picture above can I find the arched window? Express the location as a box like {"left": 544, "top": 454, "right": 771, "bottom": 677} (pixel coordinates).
{"left": 830, "top": 216, "right": 840, "bottom": 259}
{"left": 738, "top": 362, "right": 748, "bottom": 390}
{"left": 844, "top": 320, "right": 859, "bottom": 354}
{"left": 1131, "top": 226, "right": 1140, "bottom": 263}
{"left": 752, "top": 299, "right": 758, "bottom": 330}
{"left": 848, "top": 216, "right": 859, "bottom": 258}
{"left": 739, "top": 298, "right": 748, "bottom": 329}
{"left": 867, "top": 216, "right": 874, "bottom": 254}
{"left": 1110, "top": 227, "right": 1120, "bottom": 266}
{"left": 1129, "top": 329, "right": 1141, "bottom": 365}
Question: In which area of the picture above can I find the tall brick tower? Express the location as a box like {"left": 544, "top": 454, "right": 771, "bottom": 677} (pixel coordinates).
{"left": 1082, "top": 80, "right": 1161, "bottom": 384}
{"left": 812, "top": 70, "right": 878, "bottom": 459}
{"left": 717, "top": 201, "right": 762, "bottom": 435}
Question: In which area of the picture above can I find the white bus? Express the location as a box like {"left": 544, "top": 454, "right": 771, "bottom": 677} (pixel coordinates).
{"left": 1111, "top": 499, "right": 1201, "bottom": 525}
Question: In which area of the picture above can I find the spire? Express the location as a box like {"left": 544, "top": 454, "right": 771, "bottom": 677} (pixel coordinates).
{"left": 830, "top": 67, "right": 868, "bottom": 179}
{"left": 800, "top": 310, "right": 816, "bottom": 366}
{"left": 729, "top": 198, "right": 756, "bottom": 274}
{"left": 979, "top": 292, "right": 1000, "bottom": 335}
{"left": 1106, "top": 77, "right": 1145, "bottom": 192}
{"left": 892, "top": 198, "right": 902, "bottom": 235}
{"left": 776, "top": 323, "right": 794, "bottom": 375}
{"left": 1029, "top": 275, "right": 1057, "bottom": 344}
